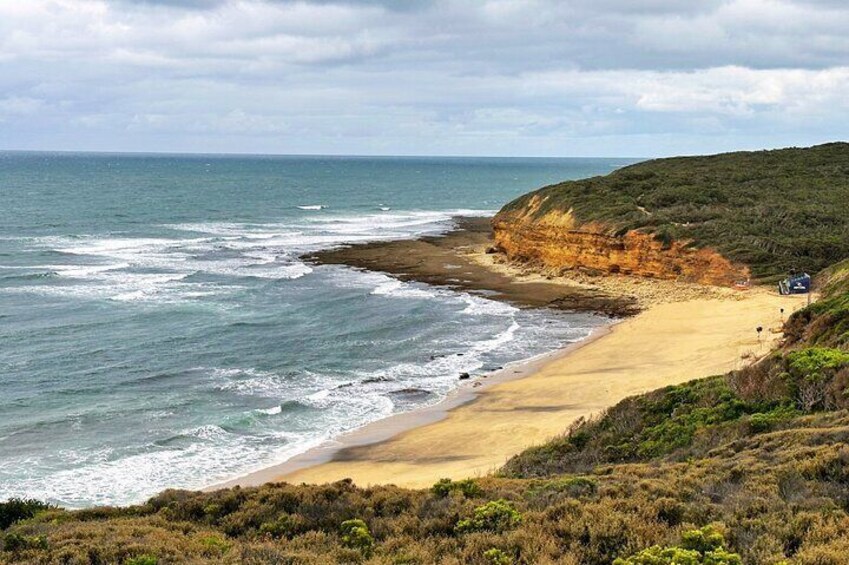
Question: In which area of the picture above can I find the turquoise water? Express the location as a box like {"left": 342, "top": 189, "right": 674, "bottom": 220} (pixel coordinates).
{"left": 0, "top": 153, "right": 633, "bottom": 507}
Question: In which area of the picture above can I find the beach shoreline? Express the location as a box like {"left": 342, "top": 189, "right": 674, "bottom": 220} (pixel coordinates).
{"left": 214, "top": 216, "right": 811, "bottom": 491}
{"left": 210, "top": 323, "right": 615, "bottom": 491}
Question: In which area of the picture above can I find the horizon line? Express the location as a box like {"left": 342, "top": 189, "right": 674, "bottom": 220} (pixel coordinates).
{"left": 0, "top": 148, "right": 647, "bottom": 161}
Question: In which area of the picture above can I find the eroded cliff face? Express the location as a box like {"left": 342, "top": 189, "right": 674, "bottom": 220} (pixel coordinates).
{"left": 493, "top": 196, "right": 749, "bottom": 287}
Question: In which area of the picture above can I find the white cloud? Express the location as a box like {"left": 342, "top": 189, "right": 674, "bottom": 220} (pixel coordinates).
{"left": 0, "top": 96, "right": 44, "bottom": 116}
{"left": 1, "top": 0, "right": 848, "bottom": 155}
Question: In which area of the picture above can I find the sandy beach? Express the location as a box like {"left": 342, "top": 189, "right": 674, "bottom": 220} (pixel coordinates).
{"left": 220, "top": 218, "right": 812, "bottom": 490}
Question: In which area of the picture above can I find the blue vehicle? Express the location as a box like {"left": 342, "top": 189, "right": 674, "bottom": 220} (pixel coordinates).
{"left": 778, "top": 272, "right": 811, "bottom": 295}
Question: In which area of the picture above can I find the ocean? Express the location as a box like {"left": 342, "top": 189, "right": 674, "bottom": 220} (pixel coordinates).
{"left": 0, "top": 152, "right": 633, "bottom": 507}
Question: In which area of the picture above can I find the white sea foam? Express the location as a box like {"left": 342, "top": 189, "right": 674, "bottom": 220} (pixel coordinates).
{"left": 371, "top": 279, "right": 439, "bottom": 299}
{"left": 48, "top": 263, "right": 131, "bottom": 277}
{"left": 297, "top": 205, "right": 326, "bottom": 210}
{"left": 306, "top": 388, "right": 331, "bottom": 403}
{"left": 187, "top": 424, "right": 230, "bottom": 441}
{"left": 460, "top": 294, "right": 517, "bottom": 316}
{"left": 12, "top": 208, "right": 491, "bottom": 304}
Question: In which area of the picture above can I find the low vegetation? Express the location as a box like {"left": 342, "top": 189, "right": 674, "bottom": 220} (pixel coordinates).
{"left": 5, "top": 149, "right": 849, "bottom": 563}
{"left": 613, "top": 526, "right": 743, "bottom": 565}
{"left": 500, "top": 143, "right": 849, "bottom": 280}
{"left": 5, "top": 272, "right": 849, "bottom": 563}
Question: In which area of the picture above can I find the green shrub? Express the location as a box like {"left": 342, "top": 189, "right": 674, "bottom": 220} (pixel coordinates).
{"left": 680, "top": 526, "right": 725, "bottom": 553}
{"left": 747, "top": 406, "right": 798, "bottom": 432}
{"left": 259, "top": 514, "right": 305, "bottom": 539}
{"left": 3, "top": 532, "right": 48, "bottom": 552}
{"left": 525, "top": 476, "right": 597, "bottom": 498}
{"left": 126, "top": 556, "right": 158, "bottom": 565}
{"left": 484, "top": 547, "right": 514, "bottom": 565}
{"left": 200, "top": 534, "right": 231, "bottom": 555}
{"left": 784, "top": 347, "right": 849, "bottom": 409}
{"left": 455, "top": 500, "right": 522, "bottom": 534}
{"left": 615, "top": 527, "right": 742, "bottom": 565}
{"left": 431, "top": 478, "right": 483, "bottom": 498}
{"left": 786, "top": 348, "right": 849, "bottom": 378}
{"left": 614, "top": 546, "right": 703, "bottom": 565}
{"left": 340, "top": 519, "right": 374, "bottom": 556}
{"left": 0, "top": 498, "right": 52, "bottom": 530}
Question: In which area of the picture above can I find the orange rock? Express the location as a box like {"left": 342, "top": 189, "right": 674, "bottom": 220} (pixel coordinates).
{"left": 492, "top": 205, "right": 749, "bottom": 287}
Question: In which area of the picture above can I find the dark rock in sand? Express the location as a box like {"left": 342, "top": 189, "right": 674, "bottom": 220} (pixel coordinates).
{"left": 361, "top": 376, "right": 393, "bottom": 385}
{"left": 459, "top": 372, "right": 471, "bottom": 380}
{"left": 389, "top": 387, "right": 433, "bottom": 399}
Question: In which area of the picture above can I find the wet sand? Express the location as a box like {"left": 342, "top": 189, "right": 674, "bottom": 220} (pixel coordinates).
{"left": 220, "top": 217, "right": 810, "bottom": 490}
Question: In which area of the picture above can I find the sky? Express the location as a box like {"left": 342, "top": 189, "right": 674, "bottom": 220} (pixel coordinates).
{"left": 1, "top": 0, "right": 848, "bottom": 157}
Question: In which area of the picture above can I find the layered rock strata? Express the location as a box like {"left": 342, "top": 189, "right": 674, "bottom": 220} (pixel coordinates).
{"left": 493, "top": 196, "right": 749, "bottom": 287}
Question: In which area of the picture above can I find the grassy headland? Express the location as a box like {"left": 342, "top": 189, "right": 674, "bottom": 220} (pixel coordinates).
{"left": 499, "top": 143, "right": 849, "bottom": 281}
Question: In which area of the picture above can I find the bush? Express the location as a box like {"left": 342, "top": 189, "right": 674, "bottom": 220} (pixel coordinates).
{"left": 525, "top": 476, "right": 597, "bottom": 499}
{"left": 786, "top": 348, "right": 849, "bottom": 378}
{"left": 0, "top": 498, "right": 52, "bottom": 530}
{"left": 431, "top": 478, "right": 483, "bottom": 498}
{"left": 258, "top": 514, "right": 306, "bottom": 539}
{"left": 747, "top": 406, "right": 798, "bottom": 433}
{"left": 785, "top": 348, "right": 849, "bottom": 410}
{"left": 3, "top": 532, "right": 48, "bottom": 552}
{"left": 340, "top": 519, "right": 374, "bottom": 556}
{"left": 126, "top": 556, "right": 158, "bottom": 565}
{"left": 484, "top": 547, "right": 514, "bottom": 565}
{"left": 614, "top": 546, "right": 704, "bottom": 565}
{"left": 455, "top": 500, "right": 522, "bottom": 534}
{"left": 200, "top": 534, "right": 231, "bottom": 555}
{"left": 680, "top": 526, "right": 725, "bottom": 553}
{"left": 614, "top": 527, "right": 742, "bottom": 565}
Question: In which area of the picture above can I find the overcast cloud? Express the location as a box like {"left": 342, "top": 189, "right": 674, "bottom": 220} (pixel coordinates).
{"left": 1, "top": 0, "right": 848, "bottom": 156}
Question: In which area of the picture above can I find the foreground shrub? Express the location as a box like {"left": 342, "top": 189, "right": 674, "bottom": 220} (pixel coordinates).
{"left": 125, "top": 556, "right": 158, "bottom": 565}
{"left": 785, "top": 347, "right": 849, "bottom": 410}
{"left": 484, "top": 547, "right": 514, "bottom": 565}
{"left": 258, "top": 514, "right": 306, "bottom": 539}
{"left": 340, "top": 519, "right": 374, "bottom": 556}
{"left": 614, "top": 526, "right": 741, "bottom": 565}
{"left": 455, "top": 499, "right": 522, "bottom": 534}
{"left": 525, "top": 476, "right": 597, "bottom": 498}
{"left": 0, "top": 498, "right": 52, "bottom": 530}
{"left": 747, "top": 406, "right": 799, "bottom": 433}
{"left": 680, "top": 526, "right": 726, "bottom": 554}
{"left": 613, "top": 545, "right": 741, "bottom": 565}
{"left": 431, "top": 478, "right": 483, "bottom": 498}
{"left": 2, "top": 532, "right": 48, "bottom": 553}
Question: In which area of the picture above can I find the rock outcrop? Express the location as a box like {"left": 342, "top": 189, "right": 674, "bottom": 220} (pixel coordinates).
{"left": 493, "top": 195, "right": 749, "bottom": 287}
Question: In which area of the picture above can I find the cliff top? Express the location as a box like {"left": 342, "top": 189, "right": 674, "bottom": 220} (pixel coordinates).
{"left": 498, "top": 142, "right": 849, "bottom": 281}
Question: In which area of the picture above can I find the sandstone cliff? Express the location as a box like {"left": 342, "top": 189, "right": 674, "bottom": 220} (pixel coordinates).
{"left": 493, "top": 195, "right": 750, "bottom": 286}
